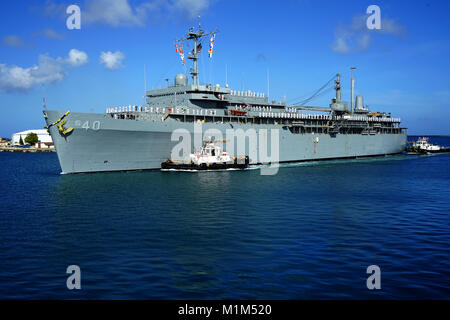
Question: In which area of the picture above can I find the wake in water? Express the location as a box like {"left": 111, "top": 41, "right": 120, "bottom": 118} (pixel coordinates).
{"left": 161, "top": 154, "right": 411, "bottom": 173}
{"left": 161, "top": 167, "right": 246, "bottom": 173}
{"left": 247, "top": 154, "right": 410, "bottom": 170}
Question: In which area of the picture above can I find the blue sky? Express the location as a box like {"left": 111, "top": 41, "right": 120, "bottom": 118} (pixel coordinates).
{"left": 0, "top": 0, "right": 449, "bottom": 136}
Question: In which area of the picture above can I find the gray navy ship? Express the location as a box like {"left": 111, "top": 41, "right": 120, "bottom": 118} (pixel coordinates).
{"left": 43, "top": 21, "right": 407, "bottom": 174}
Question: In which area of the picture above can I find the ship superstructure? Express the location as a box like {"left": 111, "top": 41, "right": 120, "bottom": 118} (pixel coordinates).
{"left": 43, "top": 20, "right": 407, "bottom": 174}
{"left": 104, "top": 73, "right": 403, "bottom": 137}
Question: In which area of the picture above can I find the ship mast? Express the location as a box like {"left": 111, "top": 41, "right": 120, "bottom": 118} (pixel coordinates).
{"left": 335, "top": 73, "right": 341, "bottom": 103}
{"left": 175, "top": 16, "right": 218, "bottom": 86}
{"left": 350, "top": 67, "right": 356, "bottom": 114}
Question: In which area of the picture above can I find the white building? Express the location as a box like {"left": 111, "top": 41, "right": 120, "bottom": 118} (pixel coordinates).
{"left": 11, "top": 129, "right": 53, "bottom": 146}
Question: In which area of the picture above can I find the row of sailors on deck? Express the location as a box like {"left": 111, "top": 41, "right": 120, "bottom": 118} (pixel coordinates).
{"left": 107, "top": 106, "right": 219, "bottom": 116}
{"left": 107, "top": 105, "right": 276, "bottom": 114}
{"left": 258, "top": 113, "right": 401, "bottom": 122}
{"left": 107, "top": 105, "right": 291, "bottom": 114}
{"left": 106, "top": 106, "right": 144, "bottom": 113}
{"left": 230, "top": 90, "right": 265, "bottom": 98}
{"left": 235, "top": 105, "right": 298, "bottom": 113}
{"left": 235, "top": 105, "right": 273, "bottom": 112}
{"left": 105, "top": 106, "right": 400, "bottom": 122}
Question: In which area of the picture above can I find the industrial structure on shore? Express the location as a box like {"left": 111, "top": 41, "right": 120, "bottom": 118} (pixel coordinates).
{"left": 11, "top": 129, "right": 54, "bottom": 149}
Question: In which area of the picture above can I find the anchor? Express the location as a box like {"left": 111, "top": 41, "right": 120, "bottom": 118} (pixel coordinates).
{"left": 57, "top": 118, "right": 74, "bottom": 136}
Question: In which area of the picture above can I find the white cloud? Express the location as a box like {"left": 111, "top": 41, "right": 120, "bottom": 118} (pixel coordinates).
{"left": 2, "top": 35, "right": 27, "bottom": 48}
{"left": 173, "top": 0, "right": 212, "bottom": 19}
{"left": 84, "top": 0, "right": 147, "bottom": 27}
{"left": 81, "top": 0, "right": 214, "bottom": 27}
{"left": 99, "top": 51, "right": 125, "bottom": 70}
{"left": 41, "top": 0, "right": 67, "bottom": 18}
{"left": 32, "top": 28, "right": 65, "bottom": 41}
{"left": 0, "top": 49, "right": 88, "bottom": 93}
{"left": 41, "top": 28, "right": 65, "bottom": 40}
{"left": 331, "top": 37, "right": 351, "bottom": 54}
{"left": 0, "top": 56, "right": 64, "bottom": 93}
{"left": 331, "top": 14, "right": 406, "bottom": 54}
{"left": 67, "top": 49, "right": 88, "bottom": 67}
{"left": 380, "top": 18, "right": 407, "bottom": 36}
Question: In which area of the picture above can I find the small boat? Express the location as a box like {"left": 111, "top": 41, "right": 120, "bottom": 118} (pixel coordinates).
{"left": 230, "top": 109, "right": 247, "bottom": 116}
{"left": 406, "top": 137, "right": 450, "bottom": 154}
{"left": 161, "top": 139, "right": 249, "bottom": 170}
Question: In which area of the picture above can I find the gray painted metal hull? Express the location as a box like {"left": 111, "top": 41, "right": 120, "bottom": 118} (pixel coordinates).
{"left": 44, "top": 110, "right": 408, "bottom": 174}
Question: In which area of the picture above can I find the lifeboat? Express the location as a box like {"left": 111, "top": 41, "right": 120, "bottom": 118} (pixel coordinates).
{"left": 230, "top": 109, "right": 247, "bottom": 116}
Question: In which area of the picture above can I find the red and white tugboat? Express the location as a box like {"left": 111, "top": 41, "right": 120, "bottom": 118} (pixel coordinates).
{"left": 161, "top": 139, "right": 249, "bottom": 170}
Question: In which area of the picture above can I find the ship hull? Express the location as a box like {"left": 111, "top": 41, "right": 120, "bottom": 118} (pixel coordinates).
{"left": 44, "top": 110, "right": 408, "bottom": 174}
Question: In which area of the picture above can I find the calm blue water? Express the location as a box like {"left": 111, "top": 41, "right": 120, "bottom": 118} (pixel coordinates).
{"left": 1, "top": 136, "right": 449, "bottom": 299}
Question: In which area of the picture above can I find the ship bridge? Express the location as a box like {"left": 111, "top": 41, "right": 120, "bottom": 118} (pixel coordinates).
{"left": 145, "top": 72, "right": 286, "bottom": 116}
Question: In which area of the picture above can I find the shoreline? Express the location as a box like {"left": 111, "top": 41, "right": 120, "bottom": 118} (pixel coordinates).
{"left": 0, "top": 146, "right": 55, "bottom": 153}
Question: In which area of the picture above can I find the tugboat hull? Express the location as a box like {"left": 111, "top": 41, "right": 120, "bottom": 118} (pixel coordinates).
{"left": 161, "top": 157, "right": 249, "bottom": 171}
{"left": 406, "top": 145, "right": 450, "bottom": 155}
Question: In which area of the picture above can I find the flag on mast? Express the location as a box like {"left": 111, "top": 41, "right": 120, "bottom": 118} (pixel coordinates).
{"left": 175, "top": 43, "right": 185, "bottom": 64}
{"left": 208, "top": 34, "right": 215, "bottom": 58}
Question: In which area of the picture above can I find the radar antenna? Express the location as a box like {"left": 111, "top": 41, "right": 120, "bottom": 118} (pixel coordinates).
{"left": 175, "top": 16, "right": 218, "bottom": 86}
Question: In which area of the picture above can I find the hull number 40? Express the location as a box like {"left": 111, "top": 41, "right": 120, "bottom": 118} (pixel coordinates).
{"left": 75, "top": 120, "right": 101, "bottom": 131}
